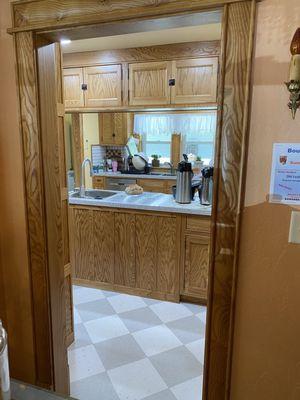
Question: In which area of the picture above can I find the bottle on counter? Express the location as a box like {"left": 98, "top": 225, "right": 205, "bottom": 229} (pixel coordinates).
{"left": 0, "top": 321, "right": 10, "bottom": 400}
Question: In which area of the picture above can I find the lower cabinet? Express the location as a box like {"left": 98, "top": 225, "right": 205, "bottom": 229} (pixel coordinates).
{"left": 70, "top": 206, "right": 210, "bottom": 303}
{"left": 70, "top": 207, "right": 181, "bottom": 301}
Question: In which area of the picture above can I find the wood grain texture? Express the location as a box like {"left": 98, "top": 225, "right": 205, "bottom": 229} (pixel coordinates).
{"left": 98, "top": 113, "right": 128, "bottom": 145}
{"left": 15, "top": 31, "right": 53, "bottom": 388}
{"left": 11, "top": 0, "right": 253, "bottom": 32}
{"left": 84, "top": 65, "right": 122, "bottom": 107}
{"left": 72, "top": 208, "right": 94, "bottom": 280}
{"left": 156, "top": 216, "right": 179, "bottom": 294}
{"left": 136, "top": 215, "right": 157, "bottom": 291}
{"left": 114, "top": 213, "right": 136, "bottom": 287}
{"left": 63, "top": 67, "right": 84, "bottom": 108}
{"left": 203, "top": 2, "right": 256, "bottom": 399}
{"left": 171, "top": 57, "right": 218, "bottom": 104}
{"left": 37, "top": 42, "right": 70, "bottom": 394}
{"left": 71, "top": 113, "right": 83, "bottom": 187}
{"left": 183, "top": 235, "right": 210, "bottom": 300}
{"left": 94, "top": 210, "right": 115, "bottom": 284}
{"left": 63, "top": 42, "right": 221, "bottom": 68}
{"left": 129, "top": 61, "right": 172, "bottom": 106}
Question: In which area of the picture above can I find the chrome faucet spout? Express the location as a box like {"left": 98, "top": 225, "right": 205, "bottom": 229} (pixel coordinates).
{"left": 165, "top": 162, "right": 175, "bottom": 175}
{"left": 80, "top": 158, "right": 93, "bottom": 197}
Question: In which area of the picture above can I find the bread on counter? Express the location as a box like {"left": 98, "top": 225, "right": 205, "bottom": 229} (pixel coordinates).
{"left": 125, "top": 184, "right": 144, "bottom": 195}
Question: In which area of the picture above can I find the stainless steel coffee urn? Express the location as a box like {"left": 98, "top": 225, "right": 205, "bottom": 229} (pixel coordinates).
{"left": 199, "top": 167, "right": 214, "bottom": 206}
{"left": 175, "top": 154, "right": 193, "bottom": 204}
{"left": 0, "top": 321, "right": 10, "bottom": 400}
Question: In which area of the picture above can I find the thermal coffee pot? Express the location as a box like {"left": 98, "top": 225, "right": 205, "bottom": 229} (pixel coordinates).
{"left": 175, "top": 154, "right": 193, "bottom": 204}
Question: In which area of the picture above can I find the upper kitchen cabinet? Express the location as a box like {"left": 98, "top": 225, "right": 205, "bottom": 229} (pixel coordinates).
{"left": 83, "top": 65, "right": 122, "bottom": 108}
{"left": 129, "top": 61, "right": 172, "bottom": 106}
{"left": 99, "top": 112, "right": 128, "bottom": 146}
{"left": 171, "top": 58, "right": 218, "bottom": 104}
{"left": 63, "top": 68, "right": 85, "bottom": 108}
{"left": 63, "top": 64, "right": 122, "bottom": 109}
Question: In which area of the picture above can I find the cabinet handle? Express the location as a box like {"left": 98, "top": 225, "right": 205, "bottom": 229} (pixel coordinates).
{"left": 169, "top": 79, "right": 176, "bottom": 86}
{"left": 112, "top": 133, "right": 116, "bottom": 137}
{"left": 81, "top": 84, "right": 88, "bottom": 91}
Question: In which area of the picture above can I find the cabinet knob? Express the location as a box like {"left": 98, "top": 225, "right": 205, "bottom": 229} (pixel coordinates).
{"left": 112, "top": 133, "right": 116, "bottom": 137}
{"left": 169, "top": 79, "right": 176, "bottom": 86}
{"left": 81, "top": 84, "right": 88, "bottom": 91}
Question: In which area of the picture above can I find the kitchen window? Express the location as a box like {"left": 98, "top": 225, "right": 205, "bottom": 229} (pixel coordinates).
{"left": 134, "top": 111, "right": 217, "bottom": 165}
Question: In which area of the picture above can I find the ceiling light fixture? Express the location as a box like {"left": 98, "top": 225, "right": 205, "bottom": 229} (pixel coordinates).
{"left": 60, "top": 39, "right": 72, "bottom": 45}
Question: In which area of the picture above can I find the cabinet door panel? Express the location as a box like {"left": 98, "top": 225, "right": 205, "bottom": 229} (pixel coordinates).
{"left": 99, "top": 113, "right": 127, "bottom": 146}
{"left": 72, "top": 209, "right": 94, "bottom": 280}
{"left": 157, "top": 217, "right": 179, "bottom": 294}
{"left": 184, "top": 235, "right": 210, "bottom": 301}
{"left": 114, "top": 213, "right": 136, "bottom": 287}
{"left": 63, "top": 68, "right": 84, "bottom": 108}
{"left": 94, "top": 211, "right": 114, "bottom": 284}
{"left": 137, "top": 179, "right": 166, "bottom": 193}
{"left": 84, "top": 65, "right": 122, "bottom": 107}
{"left": 171, "top": 58, "right": 218, "bottom": 104}
{"left": 129, "top": 61, "right": 171, "bottom": 106}
{"left": 136, "top": 215, "right": 157, "bottom": 290}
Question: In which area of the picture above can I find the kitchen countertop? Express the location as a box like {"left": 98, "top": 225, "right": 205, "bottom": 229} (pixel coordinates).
{"left": 69, "top": 190, "right": 212, "bottom": 216}
{"left": 93, "top": 172, "right": 177, "bottom": 180}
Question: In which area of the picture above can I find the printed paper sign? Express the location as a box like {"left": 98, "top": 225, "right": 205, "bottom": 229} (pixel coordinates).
{"left": 270, "top": 143, "right": 300, "bottom": 205}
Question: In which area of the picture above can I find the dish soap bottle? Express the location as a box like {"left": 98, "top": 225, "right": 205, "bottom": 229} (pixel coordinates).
{"left": 0, "top": 321, "right": 10, "bottom": 400}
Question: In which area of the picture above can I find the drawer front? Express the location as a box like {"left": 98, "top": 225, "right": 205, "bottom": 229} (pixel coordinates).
{"left": 138, "top": 179, "right": 166, "bottom": 193}
{"left": 186, "top": 216, "right": 211, "bottom": 235}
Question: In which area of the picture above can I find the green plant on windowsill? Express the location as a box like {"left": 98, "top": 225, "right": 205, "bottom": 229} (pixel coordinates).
{"left": 151, "top": 154, "right": 161, "bottom": 167}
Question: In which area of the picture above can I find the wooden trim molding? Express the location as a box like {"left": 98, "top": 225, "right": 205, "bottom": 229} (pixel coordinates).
{"left": 9, "top": 0, "right": 258, "bottom": 398}
{"left": 11, "top": 0, "right": 256, "bottom": 33}
{"left": 63, "top": 41, "right": 221, "bottom": 68}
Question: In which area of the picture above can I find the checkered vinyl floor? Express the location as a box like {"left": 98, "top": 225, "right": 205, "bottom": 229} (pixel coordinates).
{"left": 69, "top": 285, "right": 206, "bottom": 400}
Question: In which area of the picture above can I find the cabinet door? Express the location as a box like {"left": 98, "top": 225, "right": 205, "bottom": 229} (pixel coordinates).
{"left": 129, "top": 61, "right": 172, "bottom": 106}
{"left": 84, "top": 65, "right": 122, "bottom": 108}
{"left": 171, "top": 58, "right": 218, "bottom": 104}
{"left": 114, "top": 213, "right": 136, "bottom": 287}
{"left": 93, "top": 176, "right": 106, "bottom": 189}
{"left": 99, "top": 113, "right": 127, "bottom": 146}
{"left": 94, "top": 210, "right": 115, "bottom": 284}
{"left": 63, "top": 68, "right": 84, "bottom": 108}
{"left": 183, "top": 235, "right": 210, "bottom": 301}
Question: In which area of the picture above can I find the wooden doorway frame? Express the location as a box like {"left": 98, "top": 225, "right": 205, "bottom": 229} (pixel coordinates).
{"left": 8, "top": 0, "right": 257, "bottom": 398}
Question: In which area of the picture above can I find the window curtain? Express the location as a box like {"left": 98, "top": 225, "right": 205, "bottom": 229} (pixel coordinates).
{"left": 134, "top": 112, "right": 217, "bottom": 142}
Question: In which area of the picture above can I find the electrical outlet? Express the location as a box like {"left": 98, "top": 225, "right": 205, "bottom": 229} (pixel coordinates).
{"left": 289, "top": 211, "right": 300, "bottom": 244}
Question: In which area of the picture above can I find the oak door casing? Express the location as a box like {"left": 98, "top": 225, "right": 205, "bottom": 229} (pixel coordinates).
{"left": 171, "top": 58, "right": 218, "bottom": 104}
{"left": 63, "top": 67, "right": 84, "bottom": 108}
{"left": 84, "top": 65, "right": 122, "bottom": 107}
{"left": 129, "top": 61, "right": 172, "bottom": 106}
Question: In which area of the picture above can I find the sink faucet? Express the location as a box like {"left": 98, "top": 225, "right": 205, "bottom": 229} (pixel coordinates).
{"left": 80, "top": 158, "right": 93, "bottom": 197}
{"left": 165, "top": 162, "right": 175, "bottom": 175}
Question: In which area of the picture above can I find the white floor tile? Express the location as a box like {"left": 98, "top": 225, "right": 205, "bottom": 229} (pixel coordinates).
{"left": 73, "top": 308, "right": 83, "bottom": 325}
{"left": 108, "top": 358, "right": 167, "bottom": 400}
{"left": 171, "top": 376, "right": 203, "bottom": 400}
{"left": 133, "top": 325, "right": 181, "bottom": 357}
{"left": 73, "top": 287, "right": 104, "bottom": 305}
{"left": 196, "top": 311, "right": 207, "bottom": 325}
{"left": 185, "top": 338, "right": 206, "bottom": 364}
{"left": 85, "top": 315, "right": 129, "bottom": 343}
{"left": 68, "top": 344, "right": 105, "bottom": 383}
{"left": 150, "top": 302, "right": 193, "bottom": 323}
{"left": 108, "top": 294, "right": 147, "bottom": 313}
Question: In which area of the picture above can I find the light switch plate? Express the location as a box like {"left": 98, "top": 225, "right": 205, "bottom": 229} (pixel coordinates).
{"left": 289, "top": 211, "right": 300, "bottom": 244}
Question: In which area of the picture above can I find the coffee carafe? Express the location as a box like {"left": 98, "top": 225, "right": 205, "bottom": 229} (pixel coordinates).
{"left": 0, "top": 321, "right": 10, "bottom": 400}
{"left": 200, "top": 167, "right": 214, "bottom": 205}
{"left": 175, "top": 154, "right": 193, "bottom": 204}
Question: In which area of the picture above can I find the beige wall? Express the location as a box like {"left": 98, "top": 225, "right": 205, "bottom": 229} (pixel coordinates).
{"left": 231, "top": 0, "right": 300, "bottom": 399}
{"left": 0, "top": 0, "right": 36, "bottom": 383}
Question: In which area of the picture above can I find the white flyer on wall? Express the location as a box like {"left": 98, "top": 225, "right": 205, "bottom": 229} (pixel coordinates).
{"left": 269, "top": 143, "right": 300, "bottom": 205}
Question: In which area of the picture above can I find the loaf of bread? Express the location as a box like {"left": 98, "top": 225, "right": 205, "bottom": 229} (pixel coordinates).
{"left": 125, "top": 184, "right": 144, "bottom": 195}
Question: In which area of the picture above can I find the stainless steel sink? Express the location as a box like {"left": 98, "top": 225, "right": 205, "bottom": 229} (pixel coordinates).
{"left": 149, "top": 172, "right": 176, "bottom": 177}
{"left": 71, "top": 190, "right": 118, "bottom": 200}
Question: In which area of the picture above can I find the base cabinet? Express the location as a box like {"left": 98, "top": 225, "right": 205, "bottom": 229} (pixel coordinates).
{"left": 70, "top": 207, "right": 181, "bottom": 301}
{"left": 70, "top": 206, "right": 210, "bottom": 303}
